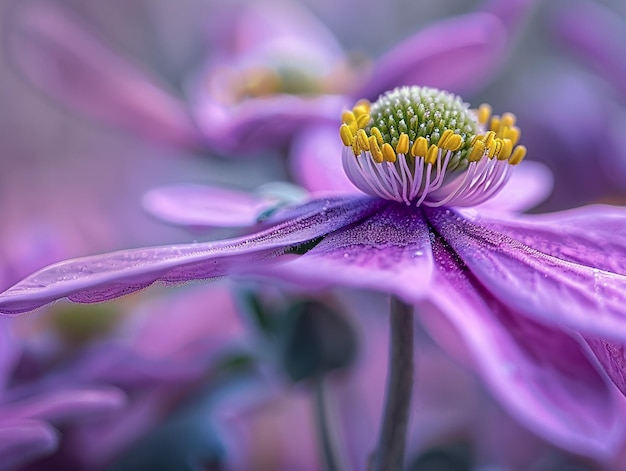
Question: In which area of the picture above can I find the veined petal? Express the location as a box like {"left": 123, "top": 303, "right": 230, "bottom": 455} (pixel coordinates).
{"left": 427, "top": 236, "right": 621, "bottom": 459}
{"left": 585, "top": 338, "right": 626, "bottom": 396}
{"left": 0, "top": 420, "right": 58, "bottom": 470}
{"left": 354, "top": 13, "right": 507, "bottom": 100}
{"left": 0, "top": 197, "right": 378, "bottom": 315}
{"left": 10, "top": 2, "right": 201, "bottom": 148}
{"left": 141, "top": 184, "right": 272, "bottom": 229}
{"left": 261, "top": 204, "right": 434, "bottom": 301}
{"left": 426, "top": 206, "right": 626, "bottom": 341}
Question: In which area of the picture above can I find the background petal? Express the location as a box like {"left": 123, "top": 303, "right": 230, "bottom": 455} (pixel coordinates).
{"left": 0, "top": 420, "right": 59, "bottom": 470}
{"left": 9, "top": 2, "right": 201, "bottom": 148}
{"left": 353, "top": 13, "right": 507, "bottom": 100}
{"left": 142, "top": 184, "right": 271, "bottom": 229}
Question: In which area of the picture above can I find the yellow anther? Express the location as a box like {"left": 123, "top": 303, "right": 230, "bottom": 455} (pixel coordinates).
{"left": 470, "top": 135, "right": 480, "bottom": 147}
{"left": 356, "top": 113, "right": 371, "bottom": 129}
{"left": 477, "top": 104, "right": 492, "bottom": 125}
{"left": 504, "top": 127, "right": 520, "bottom": 146}
{"left": 352, "top": 139, "right": 361, "bottom": 156}
{"left": 410, "top": 136, "right": 429, "bottom": 157}
{"left": 482, "top": 131, "right": 496, "bottom": 149}
{"left": 468, "top": 140, "right": 486, "bottom": 162}
{"left": 425, "top": 145, "right": 439, "bottom": 165}
{"left": 438, "top": 129, "right": 454, "bottom": 149}
{"left": 352, "top": 99, "right": 371, "bottom": 117}
{"left": 369, "top": 136, "right": 383, "bottom": 163}
{"left": 501, "top": 112, "right": 517, "bottom": 128}
{"left": 493, "top": 139, "right": 505, "bottom": 160}
{"left": 490, "top": 116, "right": 501, "bottom": 133}
{"left": 348, "top": 121, "right": 359, "bottom": 135}
{"left": 499, "top": 138, "right": 513, "bottom": 160}
{"left": 396, "top": 133, "right": 409, "bottom": 155}
{"left": 446, "top": 134, "right": 463, "bottom": 151}
{"left": 341, "top": 110, "right": 356, "bottom": 124}
{"left": 371, "top": 127, "right": 384, "bottom": 146}
{"left": 357, "top": 129, "right": 370, "bottom": 151}
{"left": 509, "top": 145, "right": 527, "bottom": 165}
{"left": 339, "top": 124, "right": 354, "bottom": 146}
{"left": 382, "top": 143, "right": 397, "bottom": 163}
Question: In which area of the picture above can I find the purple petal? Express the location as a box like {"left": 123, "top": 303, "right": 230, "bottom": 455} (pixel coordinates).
{"left": 427, "top": 237, "right": 621, "bottom": 458}
{"left": 585, "top": 338, "right": 626, "bottom": 396}
{"left": 0, "top": 420, "right": 58, "bottom": 469}
{"left": 553, "top": 0, "right": 626, "bottom": 100}
{"left": 10, "top": 2, "right": 201, "bottom": 148}
{"left": 192, "top": 94, "right": 345, "bottom": 153}
{"left": 476, "top": 161, "right": 553, "bottom": 213}
{"left": 0, "top": 387, "right": 126, "bottom": 423}
{"left": 426, "top": 206, "right": 626, "bottom": 341}
{"left": 260, "top": 204, "right": 434, "bottom": 300}
{"left": 290, "top": 126, "right": 360, "bottom": 195}
{"left": 142, "top": 184, "right": 271, "bottom": 229}
{"left": 354, "top": 13, "right": 507, "bottom": 100}
{"left": 0, "top": 196, "right": 378, "bottom": 314}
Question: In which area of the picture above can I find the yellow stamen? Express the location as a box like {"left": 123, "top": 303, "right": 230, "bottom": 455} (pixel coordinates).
{"left": 477, "top": 104, "right": 492, "bottom": 125}
{"left": 446, "top": 134, "right": 463, "bottom": 151}
{"left": 348, "top": 121, "right": 359, "bottom": 135}
{"left": 482, "top": 131, "right": 496, "bottom": 149}
{"left": 371, "top": 127, "right": 384, "bottom": 146}
{"left": 425, "top": 145, "right": 439, "bottom": 165}
{"left": 357, "top": 129, "right": 370, "bottom": 151}
{"left": 396, "top": 133, "right": 409, "bottom": 154}
{"left": 341, "top": 110, "right": 356, "bottom": 125}
{"left": 369, "top": 136, "right": 383, "bottom": 163}
{"left": 490, "top": 116, "right": 501, "bottom": 133}
{"left": 504, "top": 127, "right": 520, "bottom": 146}
{"left": 498, "top": 138, "right": 513, "bottom": 160}
{"left": 501, "top": 112, "right": 517, "bottom": 128}
{"left": 410, "top": 136, "right": 429, "bottom": 157}
{"left": 352, "top": 99, "right": 371, "bottom": 117}
{"left": 382, "top": 143, "right": 397, "bottom": 163}
{"left": 352, "top": 139, "right": 361, "bottom": 156}
{"left": 509, "top": 145, "right": 527, "bottom": 165}
{"left": 339, "top": 124, "right": 354, "bottom": 146}
{"left": 438, "top": 129, "right": 454, "bottom": 149}
{"left": 356, "top": 113, "right": 371, "bottom": 129}
{"left": 468, "top": 140, "right": 486, "bottom": 162}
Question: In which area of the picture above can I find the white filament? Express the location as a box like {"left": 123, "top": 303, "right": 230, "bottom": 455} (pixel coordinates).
{"left": 342, "top": 146, "right": 514, "bottom": 208}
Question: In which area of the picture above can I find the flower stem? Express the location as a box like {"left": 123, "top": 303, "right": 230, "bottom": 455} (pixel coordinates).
{"left": 370, "top": 296, "right": 414, "bottom": 471}
{"left": 314, "top": 377, "right": 349, "bottom": 471}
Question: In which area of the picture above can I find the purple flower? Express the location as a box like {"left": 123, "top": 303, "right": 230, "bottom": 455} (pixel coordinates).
{"left": 8, "top": 0, "right": 534, "bottom": 154}
{"left": 507, "top": 0, "right": 626, "bottom": 209}
{"left": 1, "top": 85, "right": 625, "bottom": 462}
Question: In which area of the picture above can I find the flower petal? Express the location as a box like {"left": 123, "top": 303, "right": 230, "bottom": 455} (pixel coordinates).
{"left": 426, "top": 206, "right": 626, "bottom": 341}
{"left": 142, "top": 184, "right": 271, "bottom": 229}
{"left": 261, "top": 204, "right": 434, "bottom": 301}
{"left": 0, "top": 387, "right": 126, "bottom": 423}
{"left": 10, "top": 2, "right": 201, "bottom": 147}
{"left": 426, "top": 236, "right": 622, "bottom": 459}
{"left": 0, "top": 196, "right": 378, "bottom": 315}
{"left": 289, "top": 126, "right": 359, "bottom": 195}
{"left": 554, "top": 0, "right": 626, "bottom": 100}
{"left": 585, "top": 338, "right": 626, "bottom": 396}
{"left": 0, "top": 420, "right": 58, "bottom": 469}
{"left": 353, "top": 13, "right": 507, "bottom": 100}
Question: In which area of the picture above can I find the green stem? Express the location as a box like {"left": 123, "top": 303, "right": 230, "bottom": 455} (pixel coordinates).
{"left": 314, "top": 377, "right": 349, "bottom": 471}
{"left": 370, "top": 296, "right": 414, "bottom": 471}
